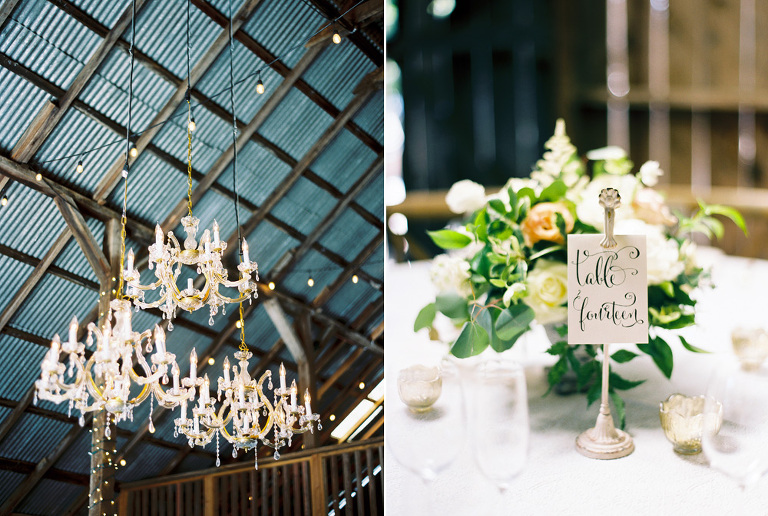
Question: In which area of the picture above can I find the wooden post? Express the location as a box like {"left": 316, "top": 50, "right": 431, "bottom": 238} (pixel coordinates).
{"left": 308, "top": 454, "right": 325, "bottom": 516}
{"left": 203, "top": 476, "right": 216, "bottom": 516}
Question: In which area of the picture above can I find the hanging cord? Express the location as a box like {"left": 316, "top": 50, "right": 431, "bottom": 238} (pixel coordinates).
{"left": 118, "top": 0, "right": 137, "bottom": 300}
{"left": 186, "top": 0, "right": 193, "bottom": 218}
{"left": 229, "top": 0, "right": 242, "bottom": 256}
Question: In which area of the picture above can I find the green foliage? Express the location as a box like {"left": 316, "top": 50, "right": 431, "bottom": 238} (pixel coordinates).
{"left": 495, "top": 303, "right": 535, "bottom": 341}
{"left": 609, "top": 390, "right": 626, "bottom": 429}
{"left": 611, "top": 349, "right": 639, "bottom": 363}
{"left": 414, "top": 303, "right": 436, "bottom": 332}
{"left": 427, "top": 229, "right": 472, "bottom": 249}
{"left": 637, "top": 336, "right": 674, "bottom": 379}
{"left": 435, "top": 294, "right": 469, "bottom": 320}
{"left": 450, "top": 321, "right": 489, "bottom": 358}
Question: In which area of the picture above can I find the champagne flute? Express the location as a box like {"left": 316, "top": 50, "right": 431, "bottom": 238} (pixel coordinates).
{"left": 702, "top": 357, "right": 768, "bottom": 489}
{"left": 386, "top": 358, "right": 466, "bottom": 511}
{"left": 465, "top": 359, "right": 529, "bottom": 496}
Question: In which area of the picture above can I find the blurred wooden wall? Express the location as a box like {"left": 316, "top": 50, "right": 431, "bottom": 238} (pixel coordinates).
{"left": 556, "top": 0, "right": 768, "bottom": 258}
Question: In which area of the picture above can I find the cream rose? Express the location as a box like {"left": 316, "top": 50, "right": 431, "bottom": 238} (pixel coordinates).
{"left": 430, "top": 254, "right": 472, "bottom": 296}
{"left": 526, "top": 260, "right": 568, "bottom": 324}
{"left": 445, "top": 179, "right": 486, "bottom": 214}
{"left": 638, "top": 160, "right": 663, "bottom": 187}
{"left": 615, "top": 219, "right": 684, "bottom": 285}
{"left": 632, "top": 188, "right": 676, "bottom": 226}
{"left": 521, "top": 202, "right": 575, "bottom": 246}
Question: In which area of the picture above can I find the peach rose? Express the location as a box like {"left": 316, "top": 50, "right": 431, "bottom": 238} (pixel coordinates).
{"left": 521, "top": 202, "right": 575, "bottom": 246}
{"left": 632, "top": 188, "right": 677, "bottom": 226}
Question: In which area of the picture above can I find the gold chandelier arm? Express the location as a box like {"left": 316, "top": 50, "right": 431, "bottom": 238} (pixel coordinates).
{"left": 84, "top": 355, "right": 105, "bottom": 402}
{"left": 128, "top": 342, "right": 166, "bottom": 386}
{"left": 210, "top": 291, "right": 252, "bottom": 305}
{"left": 129, "top": 278, "right": 163, "bottom": 291}
{"left": 133, "top": 294, "right": 168, "bottom": 310}
{"left": 151, "top": 382, "right": 189, "bottom": 408}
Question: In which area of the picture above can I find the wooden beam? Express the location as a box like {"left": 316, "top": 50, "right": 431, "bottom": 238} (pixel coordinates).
{"left": 227, "top": 71, "right": 381, "bottom": 253}
{"left": 0, "top": 456, "right": 89, "bottom": 486}
{"left": 269, "top": 155, "right": 383, "bottom": 281}
{"left": 0, "top": 388, "right": 36, "bottom": 452}
{"left": 0, "top": 0, "right": 21, "bottom": 30}
{"left": 305, "top": 0, "right": 383, "bottom": 66}
{"left": 91, "top": 0, "right": 263, "bottom": 201}
{"left": 0, "top": 242, "right": 98, "bottom": 292}
{"left": 192, "top": 0, "right": 382, "bottom": 154}
{"left": 53, "top": 194, "right": 109, "bottom": 284}
{"left": 0, "top": 414, "right": 92, "bottom": 514}
{"left": 312, "top": 232, "right": 383, "bottom": 308}
{"left": 159, "top": 40, "right": 328, "bottom": 232}
{"left": 10, "top": 0, "right": 149, "bottom": 163}
{"left": 358, "top": 410, "right": 383, "bottom": 440}
{"left": 0, "top": 228, "right": 71, "bottom": 334}
{"left": 0, "top": 153, "right": 155, "bottom": 242}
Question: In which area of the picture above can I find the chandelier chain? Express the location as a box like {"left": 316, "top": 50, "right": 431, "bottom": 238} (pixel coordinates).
{"left": 238, "top": 302, "right": 247, "bottom": 352}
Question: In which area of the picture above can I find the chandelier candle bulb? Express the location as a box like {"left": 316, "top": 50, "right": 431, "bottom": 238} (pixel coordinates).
{"left": 154, "top": 326, "right": 166, "bottom": 357}
{"left": 280, "top": 363, "right": 286, "bottom": 391}
{"left": 290, "top": 381, "right": 297, "bottom": 411}
{"left": 304, "top": 389, "right": 311, "bottom": 415}
{"left": 193, "top": 414, "right": 199, "bottom": 433}
{"left": 242, "top": 239, "right": 250, "bottom": 266}
{"left": 172, "top": 364, "right": 180, "bottom": 393}
{"left": 155, "top": 224, "right": 163, "bottom": 247}
{"left": 223, "top": 357, "right": 230, "bottom": 384}
{"left": 239, "top": 383, "right": 245, "bottom": 405}
{"left": 68, "top": 317, "right": 78, "bottom": 345}
{"left": 187, "top": 278, "right": 194, "bottom": 293}
{"left": 181, "top": 399, "right": 187, "bottom": 420}
{"left": 126, "top": 249, "right": 134, "bottom": 271}
{"left": 190, "top": 348, "right": 197, "bottom": 384}
{"left": 213, "top": 221, "right": 220, "bottom": 244}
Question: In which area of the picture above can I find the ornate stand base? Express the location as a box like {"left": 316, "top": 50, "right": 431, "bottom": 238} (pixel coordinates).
{"left": 575, "top": 404, "right": 634, "bottom": 460}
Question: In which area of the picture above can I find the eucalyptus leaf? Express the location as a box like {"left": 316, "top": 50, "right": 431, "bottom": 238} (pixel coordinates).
{"left": 435, "top": 294, "right": 469, "bottom": 320}
{"left": 427, "top": 229, "right": 472, "bottom": 249}
{"left": 450, "top": 321, "right": 490, "bottom": 358}
{"left": 495, "top": 303, "right": 535, "bottom": 341}
{"left": 414, "top": 303, "right": 436, "bottom": 332}
{"left": 679, "top": 335, "right": 709, "bottom": 353}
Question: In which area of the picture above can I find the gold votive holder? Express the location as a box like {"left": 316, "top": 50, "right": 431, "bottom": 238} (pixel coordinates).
{"left": 731, "top": 328, "right": 768, "bottom": 371}
{"left": 397, "top": 365, "right": 442, "bottom": 412}
{"left": 659, "top": 394, "right": 722, "bottom": 455}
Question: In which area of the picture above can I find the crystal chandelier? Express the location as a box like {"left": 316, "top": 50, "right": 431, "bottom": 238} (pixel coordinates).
{"left": 35, "top": 0, "right": 195, "bottom": 432}
{"left": 122, "top": 0, "right": 258, "bottom": 328}
{"left": 175, "top": 305, "right": 321, "bottom": 467}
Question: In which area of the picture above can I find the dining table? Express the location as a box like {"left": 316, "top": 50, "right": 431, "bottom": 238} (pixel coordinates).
{"left": 384, "top": 246, "right": 768, "bottom": 515}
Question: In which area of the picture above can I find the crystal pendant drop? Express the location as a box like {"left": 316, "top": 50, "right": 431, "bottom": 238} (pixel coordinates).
{"left": 268, "top": 379, "right": 273, "bottom": 390}
{"left": 208, "top": 315, "right": 214, "bottom": 326}
{"left": 232, "top": 448, "right": 237, "bottom": 458}
{"left": 148, "top": 419, "right": 155, "bottom": 433}
{"left": 79, "top": 415, "right": 85, "bottom": 427}
{"left": 105, "top": 425, "right": 111, "bottom": 438}
{"left": 168, "top": 321, "right": 174, "bottom": 331}
{"left": 162, "top": 374, "right": 169, "bottom": 384}
{"left": 273, "top": 450, "right": 280, "bottom": 460}
{"left": 33, "top": 391, "right": 38, "bottom": 406}
{"left": 145, "top": 341, "right": 153, "bottom": 353}
{"left": 216, "top": 456, "right": 220, "bottom": 467}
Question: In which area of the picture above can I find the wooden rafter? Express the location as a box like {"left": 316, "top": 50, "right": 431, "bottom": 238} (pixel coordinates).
{"left": 91, "top": 0, "right": 263, "bottom": 201}
{"left": 305, "top": 0, "right": 383, "bottom": 66}
{"left": 0, "top": 0, "right": 21, "bottom": 29}
{"left": 53, "top": 193, "right": 110, "bottom": 284}
{"left": 10, "top": 0, "right": 149, "bottom": 163}
{"left": 269, "top": 154, "right": 383, "bottom": 281}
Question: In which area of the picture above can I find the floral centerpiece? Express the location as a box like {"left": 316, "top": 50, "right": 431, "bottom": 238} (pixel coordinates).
{"left": 414, "top": 119, "right": 746, "bottom": 427}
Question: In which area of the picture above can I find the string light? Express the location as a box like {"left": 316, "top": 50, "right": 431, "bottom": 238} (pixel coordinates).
{"left": 76, "top": 159, "right": 84, "bottom": 174}
{"left": 352, "top": 274, "right": 359, "bottom": 284}
{"left": 332, "top": 22, "right": 341, "bottom": 44}
{"left": 35, "top": 172, "right": 42, "bottom": 181}
{"left": 1, "top": 196, "right": 7, "bottom": 206}
{"left": 307, "top": 277, "right": 314, "bottom": 287}
{"left": 129, "top": 142, "right": 138, "bottom": 158}
{"left": 235, "top": 320, "right": 242, "bottom": 329}
{"left": 329, "top": 414, "right": 336, "bottom": 421}
{"left": 188, "top": 115, "right": 197, "bottom": 132}
{"left": 255, "top": 70, "right": 265, "bottom": 95}
{"left": 359, "top": 382, "right": 365, "bottom": 390}
{"left": 268, "top": 281, "right": 275, "bottom": 290}
{"left": 208, "top": 357, "right": 215, "bottom": 365}
{"left": 119, "top": 459, "right": 126, "bottom": 466}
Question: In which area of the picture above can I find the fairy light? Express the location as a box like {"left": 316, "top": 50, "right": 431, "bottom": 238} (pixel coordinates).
{"left": 119, "top": 459, "right": 126, "bottom": 466}
{"left": 76, "top": 159, "right": 84, "bottom": 173}
{"left": 35, "top": 172, "right": 42, "bottom": 181}
{"left": 268, "top": 281, "right": 275, "bottom": 290}
{"left": 208, "top": 357, "right": 215, "bottom": 365}
{"left": 235, "top": 320, "right": 242, "bottom": 329}
{"left": 307, "top": 277, "right": 314, "bottom": 287}
{"left": 129, "top": 143, "right": 138, "bottom": 158}
{"left": 359, "top": 382, "right": 365, "bottom": 390}
{"left": 352, "top": 275, "right": 359, "bottom": 284}
{"left": 1, "top": 196, "right": 7, "bottom": 207}
{"left": 188, "top": 116, "right": 197, "bottom": 132}
{"left": 332, "top": 22, "right": 341, "bottom": 44}
{"left": 330, "top": 414, "right": 336, "bottom": 421}
{"left": 255, "top": 70, "right": 265, "bottom": 95}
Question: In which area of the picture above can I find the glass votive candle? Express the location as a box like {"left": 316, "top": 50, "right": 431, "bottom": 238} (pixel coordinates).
{"left": 659, "top": 394, "right": 723, "bottom": 455}
{"left": 397, "top": 365, "right": 442, "bottom": 412}
{"left": 731, "top": 328, "right": 768, "bottom": 371}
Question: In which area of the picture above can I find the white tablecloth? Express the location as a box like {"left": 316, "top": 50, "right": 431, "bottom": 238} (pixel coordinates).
{"left": 384, "top": 248, "right": 768, "bottom": 515}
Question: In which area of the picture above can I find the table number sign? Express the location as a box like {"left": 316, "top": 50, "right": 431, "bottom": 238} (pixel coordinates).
{"left": 567, "top": 234, "right": 648, "bottom": 344}
{"left": 568, "top": 188, "right": 643, "bottom": 460}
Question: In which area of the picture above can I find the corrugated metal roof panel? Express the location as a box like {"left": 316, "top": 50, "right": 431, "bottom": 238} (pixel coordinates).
{"left": 216, "top": 140, "right": 292, "bottom": 208}
{"left": 0, "top": 256, "right": 34, "bottom": 314}
{"left": 53, "top": 216, "right": 105, "bottom": 285}
{"left": 107, "top": 148, "right": 198, "bottom": 226}
{"left": 318, "top": 207, "right": 378, "bottom": 258}
{"left": 10, "top": 273, "right": 98, "bottom": 339}
{"left": 353, "top": 169, "right": 383, "bottom": 219}
{"left": 33, "top": 108, "right": 125, "bottom": 195}
{"left": 0, "top": 65, "right": 49, "bottom": 152}
{"left": 270, "top": 176, "right": 336, "bottom": 236}
{"left": 310, "top": 129, "right": 378, "bottom": 193}
{"left": 242, "top": 302, "right": 280, "bottom": 351}
{"left": 152, "top": 102, "right": 231, "bottom": 173}
{"left": 0, "top": 0, "right": 102, "bottom": 90}
{"left": 323, "top": 281, "right": 380, "bottom": 323}
{"left": 0, "top": 334, "right": 46, "bottom": 401}
{"left": 176, "top": 452, "right": 214, "bottom": 473}
{"left": 243, "top": 220, "right": 299, "bottom": 276}
{"left": 244, "top": 0, "right": 326, "bottom": 69}
{"left": 353, "top": 89, "right": 383, "bottom": 145}
{"left": 0, "top": 182, "right": 68, "bottom": 259}
{"left": 79, "top": 47, "right": 176, "bottom": 134}
{"left": 130, "top": 0, "right": 221, "bottom": 80}
{"left": 0, "top": 469, "right": 26, "bottom": 507}
{"left": 363, "top": 311, "right": 382, "bottom": 338}
{"left": 301, "top": 40, "right": 375, "bottom": 110}
{"left": 17, "top": 478, "right": 82, "bottom": 515}
{"left": 360, "top": 242, "right": 383, "bottom": 280}
{"left": 0, "top": 412, "right": 72, "bottom": 462}
{"left": 195, "top": 39, "right": 283, "bottom": 123}
{"left": 53, "top": 430, "right": 93, "bottom": 474}
{"left": 177, "top": 189, "right": 239, "bottom": 248}
{"left": 258, "top": 88, "right": 333, "bottom": 161}
{"left": 69, "top": 0, "right": 127, "bottom": 28}
{"left": 116, "top": 441, "right": 180, "bottom": 482}
{"left": 281, "top": 249, "right": 341, "bottom": 302}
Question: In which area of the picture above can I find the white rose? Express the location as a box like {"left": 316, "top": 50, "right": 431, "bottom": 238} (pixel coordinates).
{"left": 576, "top": 174, "right": 639, "bottom": 229}
{"left": 638, "top": 160, "right": 663, "bottom": 187}
{"left": 445, "top": 179, "right": 486, "bottom": 214}
{"left": 526, "top": 260, "right": 568, "bottom": 324}
{"left": 430, "top": 254, "right": 472, "bottom": 296}
{"left": 615, "top": 219, "right": 684, "bottom": 285}
{"left": 586, "top": 146, "right": 627, "bottom": 161}
{"left": 504, "top": 177, "right": 543, "bottom": 196}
